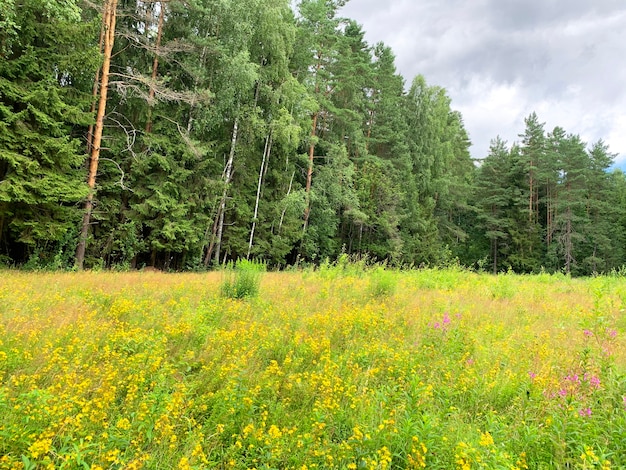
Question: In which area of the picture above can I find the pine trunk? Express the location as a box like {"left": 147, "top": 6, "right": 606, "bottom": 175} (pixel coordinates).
{"left": 145, "top": 1, "right": 165, "bottom": 134}
{"left": 76, "top": 0, "right": 118, "bottom": 269}
{"left": 528, "top": 158, "right": 534, "bottom": 224}
{"left": 303, "top": 52, "right": 322, "bottom": 234}
{"left": 87, "top": 13, "right": 106, "bottom": 154}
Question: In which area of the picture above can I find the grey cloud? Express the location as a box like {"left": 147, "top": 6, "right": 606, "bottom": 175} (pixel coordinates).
{"left": 339, "top": 0, "right": 626, "bottom": 163}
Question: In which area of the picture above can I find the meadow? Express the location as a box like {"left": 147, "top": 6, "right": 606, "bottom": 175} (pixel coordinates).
{"left": 1, "top": 266, "right": 626, "bottom": 469}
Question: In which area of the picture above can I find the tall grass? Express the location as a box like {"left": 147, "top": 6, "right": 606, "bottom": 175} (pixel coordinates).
{"left": 219, "top": 258, "right": 265, "bottom": 299}
{"left": 1, "top": 269, "right": 625, "bottom": 469}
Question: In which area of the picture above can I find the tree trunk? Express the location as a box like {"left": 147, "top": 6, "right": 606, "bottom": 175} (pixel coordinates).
{"left": 76, "top": 0, "right": 118, "bottom": 269}
{"left": 277, "top": 170, "right": 295, "bottom": 235}
{"left": 565, "top": 208, "right": 572, "bottom": 274}
{"left": 0, "top": 212, "right": 4, "bottom": 251}
{"left": 145, "top": 1, "right": 165, "bottom": 134}
{"left": 204, "top": 118, "right": 238, "bottom": 266}
{"left": 528, "top": 158, "right": 534, "bottom": 224}
{"left": 365, "top": 108, "right": 374, "bottom": 152}
{"left": 546, "top": 183, "right": 552, "bottom": 245}
{"left": 493, "top": 238, "right": 498, "bottom": 275}
{"left": 247, "top": 133, "right": 271, "bottom": 259}
{"left": 303, "top": 111, "right": 318, "bottom": 232}
{"left": 303, "top": 51, "right": 322, "bottom": 234}
{"left": 564, "top": 182, "right": 572, "bottom": 274}
{"left": 87, "top": 12, "right": 107, "bottom": 154}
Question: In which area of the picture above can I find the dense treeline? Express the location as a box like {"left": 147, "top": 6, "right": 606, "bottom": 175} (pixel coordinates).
{"left": 0, "top": 0, "right": 624, "bottom": 275}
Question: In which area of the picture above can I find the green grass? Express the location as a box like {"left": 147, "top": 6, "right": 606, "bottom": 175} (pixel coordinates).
{"left": 0, "top": 268, "right": 625, "bottom": 469}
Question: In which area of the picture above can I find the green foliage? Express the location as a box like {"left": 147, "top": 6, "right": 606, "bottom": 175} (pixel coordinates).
{"left": 0, "top": 0, "right": 97, "bottom": 265}
{"left": 4, "top": 270, "right": 626, "bottom": 468}
{"left": 0, "top": 0, "right": 624, "bottom": 274}
{"left": 220, "top": 259, "right": 266, "bottom": 299}
{"left": 472, "top": 113, "right": 625, "bottom": 276}
{"left": 0, "top": 0, "right": 18, "bottom": 57}
{"left": 317, "top": 253, "right": 372, "bottom": 279}
{"left": 401, "top": 75, "right": 474, "bottom": 266}
{"left": 367, "top": 265, "right": 397, "bottom": 298}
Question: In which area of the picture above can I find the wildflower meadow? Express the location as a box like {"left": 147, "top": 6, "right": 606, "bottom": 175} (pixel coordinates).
{"left": 1, "top": 266, "right": 626, "bottom": 469}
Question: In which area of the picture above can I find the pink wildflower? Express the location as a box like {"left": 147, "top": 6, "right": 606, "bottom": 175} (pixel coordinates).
{"left": 578, "top": 407, "right": 592, "bottom": 417}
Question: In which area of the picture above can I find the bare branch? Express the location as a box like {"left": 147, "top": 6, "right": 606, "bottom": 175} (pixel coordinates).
{"left": 100, "top": 157, "right": 133, "bottom": 192}
{"left": 106, "top": 112, "right": 140, "bottom": 159}
{"left": 109, "top": 72, "right": 208, "bottom": 105}
{"left": 160, "top": 115, "right": 204, "bottom": 159}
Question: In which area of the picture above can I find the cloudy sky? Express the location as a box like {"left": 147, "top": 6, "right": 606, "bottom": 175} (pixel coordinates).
{"left": 339, "top": 0, "right": 626, "bottom": 166}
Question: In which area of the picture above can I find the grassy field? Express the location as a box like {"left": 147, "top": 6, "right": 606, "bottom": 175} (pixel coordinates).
{"left": 1, "top": 267, "right": 626, "bottom": 469}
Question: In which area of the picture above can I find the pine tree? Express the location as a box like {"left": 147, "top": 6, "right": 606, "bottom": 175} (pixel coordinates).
{"left": 293, "top": 0, "right": 347, "bottom": 236}
{"left": 510, "top": 113, "right": 547, "bottom": 272}
{"left": 343, "top": 43, "right": 408, "bottom": 260}
{"left": 582, "top": 140, "right": 619, "bottom": 272}
{"left": 474, "top": 137, "right": 514, "bottom": 273}
{"left": 76, "top": 0, "right": 118, "bottom": 269}
{"left": 551, "top": 133, "right": 589, "bottom": 274}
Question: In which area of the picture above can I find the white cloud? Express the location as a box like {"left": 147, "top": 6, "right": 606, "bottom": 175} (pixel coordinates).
{"left": 450, "top": 77, "right": 527, "bottom": 155}
{"left": 339, "top": 0, "right": 626, "bottom": 166}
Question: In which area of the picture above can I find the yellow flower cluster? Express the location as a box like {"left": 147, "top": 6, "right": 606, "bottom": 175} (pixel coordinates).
{"left": 1, "top": 269, "right": 625, "bottom": 468}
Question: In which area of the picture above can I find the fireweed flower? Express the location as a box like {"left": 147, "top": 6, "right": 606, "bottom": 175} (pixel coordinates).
{"left": 583, "top": 329, "right": 593, "bottom": 337}
{"left": 565, "top": 374, "right": 580, "bottom": 383}
{"left": 579, "top": 408, "right": 592, "bottom": 417}
{"left": 589, "top": 376, "right": 601, "bottom": 389}
{"left": 433, "top": 312, "right": 452, "bottom": 330}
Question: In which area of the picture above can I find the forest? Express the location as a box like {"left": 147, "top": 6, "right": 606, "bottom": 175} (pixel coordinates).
{"left": 1, "top": 0, "right": 625, "bottom": 275}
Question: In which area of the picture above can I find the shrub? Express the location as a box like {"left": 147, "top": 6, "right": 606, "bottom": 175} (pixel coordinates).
{"left": 368, "top": 266, "right": 397, "bottom": 298}
{"left": 220, "top": 259, "right": 265, "bottom": 299}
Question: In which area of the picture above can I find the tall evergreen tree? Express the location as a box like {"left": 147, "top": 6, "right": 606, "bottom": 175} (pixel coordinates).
{"left": 551, "top": 133, "right": 589, "bottom": 274}
{"left": 509, "top": 113, "right": 547, "bottom": 272}
{"left": 76, "top": 0, "right": 119, "bottom": 269}
{"left": 0, "top": 0, "right": 98, "bottom": 265}
{"left": 581, "top": 140, "right": 620, "bottom": 272}
{"left": 343, "top": 43, "right": 408, "bottom": 260}
{"left": 474, "top": 137, "right": 515, "bottom": 273}
{"left": 293, "top": 0, "right": 346, "bottom": 235}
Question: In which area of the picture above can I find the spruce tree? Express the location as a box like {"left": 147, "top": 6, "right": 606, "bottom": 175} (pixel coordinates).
{"left": 0, "top": 0, "right": 97, "bottom": 266}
